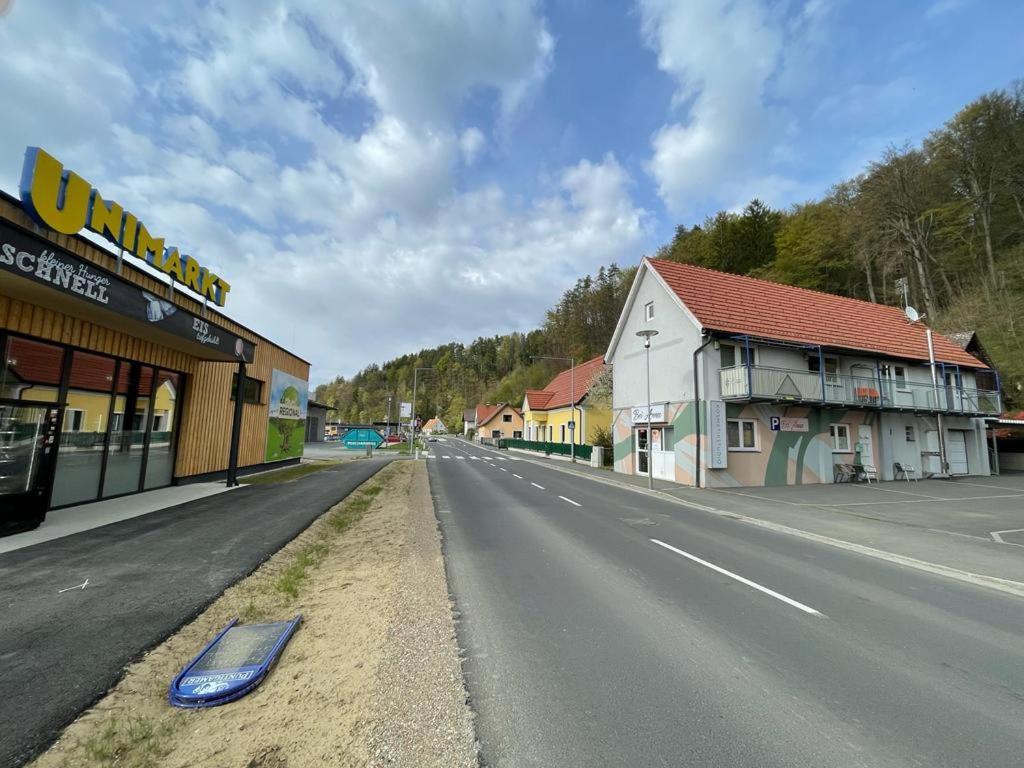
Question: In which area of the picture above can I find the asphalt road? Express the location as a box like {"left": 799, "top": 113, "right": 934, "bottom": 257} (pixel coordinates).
{"left": 429, "top": 439, "right": 1024, "bottom": 768}
{"left": 0, "top": 458, "right": 389, "bottom": 768}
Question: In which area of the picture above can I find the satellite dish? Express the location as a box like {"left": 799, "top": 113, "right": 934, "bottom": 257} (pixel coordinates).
{"left": 905, "top": 306, "right": 920, "bottom": 322}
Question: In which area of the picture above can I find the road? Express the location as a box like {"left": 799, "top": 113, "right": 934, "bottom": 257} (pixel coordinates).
{"left": 428, "top": 439, "right": 1024, "bottom": 768}
{"left": 0, "top": 458, "right": 389, "bottom": 768}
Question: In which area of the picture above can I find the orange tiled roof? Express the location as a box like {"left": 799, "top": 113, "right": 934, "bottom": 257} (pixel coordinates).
{"left": 525, "top": 355, "right": 607, "bottom": 411}
{"left": 647, "top": 258, "right": 986, "bottom": 369}
{"left": 475, "top": 403, "right": 520, "bottom": 427}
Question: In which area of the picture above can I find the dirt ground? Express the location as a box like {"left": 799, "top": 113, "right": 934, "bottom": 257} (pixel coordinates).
{"left": 29, "top": 461, "right": 477, "bottom": 768}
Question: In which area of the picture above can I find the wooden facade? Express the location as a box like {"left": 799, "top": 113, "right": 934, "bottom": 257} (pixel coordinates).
{"left": 0, "top": 196, "right": 310, "bottom": 480}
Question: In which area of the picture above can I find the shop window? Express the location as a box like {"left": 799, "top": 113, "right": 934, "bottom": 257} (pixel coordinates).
{"left": 644, "top": 301, "right": 655, "bottom": 321}
{"left": 1, "top": 336, "right": 65, "bottom": 401}
{"left": 720, "top": 344, "right": 755, "bottom": 369}
{"left": 905, "top": 425, "right": 915, "bottom": 442}
{"left": 231, "top": 373, "right": 263, "bottom": 404}
{"left": 727, "top": 418, "right": 757, "bottom": 450}
{"left": 830, "top": 424, "right": 851, "bottom": 452}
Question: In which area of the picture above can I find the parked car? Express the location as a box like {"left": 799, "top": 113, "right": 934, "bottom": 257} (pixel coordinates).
{"left": 386, "top": 434, "right": 402, "bottom": 444}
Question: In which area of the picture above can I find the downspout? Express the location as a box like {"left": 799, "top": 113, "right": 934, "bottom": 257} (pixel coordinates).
{"left": 692, "top": 331, "right": 715, "bottom": 488}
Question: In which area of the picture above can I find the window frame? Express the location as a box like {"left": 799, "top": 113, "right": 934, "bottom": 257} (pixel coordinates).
{"left": 64, "top": 408, "right": 85, "bottom": 432}
{"left": 726, "top": 418, "right": 759, "bottom": 452}
{"left": 502, "top": 413, "right": 512, "bottom": 423}
{"left": 720, "top": 343, "right": 756, "bottom": 369}
{"left": 230, "top": 373, "right": 264, "bottom": 405}
{"left": 644, "top": 301, "right": 654, "bottom": 322}
{"left": 905, "top": 425, "right": 915, "bottom": 442}
{"left": 829, "top": 423, "right": 851, "bottom": 453}
{"left": 893, "top": 365, "right": 908, "bottom": 391}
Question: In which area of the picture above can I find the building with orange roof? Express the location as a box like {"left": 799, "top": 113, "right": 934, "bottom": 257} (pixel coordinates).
{"left": 604, "top": 257, "right": 1001, "bottom": 487}
{"left": 474, "top": 403, "right": 523, "bottom": 443}
{"left": 521, "top": 355, "right": 610, "bottom": 447}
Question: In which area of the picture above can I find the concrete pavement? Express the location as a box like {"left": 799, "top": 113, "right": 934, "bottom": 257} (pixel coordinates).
{"left": 0, "top": 458, "right": 389, "bottom": 768}
{"left": 430, "top": 439, "right": 1024, "bottom": 767}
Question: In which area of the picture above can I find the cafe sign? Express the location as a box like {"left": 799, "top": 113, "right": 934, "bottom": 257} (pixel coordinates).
{"left": 19, "top": 147, "right": 232, "bottom": 306}
{"left": 630, "top": 403, "right": 666, "bottom": 424}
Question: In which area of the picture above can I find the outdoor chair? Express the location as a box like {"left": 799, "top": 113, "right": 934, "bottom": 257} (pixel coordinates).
{"left": 861, "top": 464, "right": 878, "bottom": 483}
{"left": 834, "top": 464, "right": 855, "bottom": 483}
{"left": 893, "top": 462, "right": 919, "bottom": 482}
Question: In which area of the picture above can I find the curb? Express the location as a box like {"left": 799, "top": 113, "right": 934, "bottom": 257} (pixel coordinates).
{"left": 464, "top": 439, "right": 1024, "bottom": 601}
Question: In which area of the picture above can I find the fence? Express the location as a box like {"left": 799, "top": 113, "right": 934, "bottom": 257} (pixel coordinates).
{"left": 499, "top": 437, "right": 593, "bottom": 461}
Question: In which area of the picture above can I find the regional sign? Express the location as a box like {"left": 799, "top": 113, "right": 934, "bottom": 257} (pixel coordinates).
{"left": 266, "top": 369, "right": 309, "bottom": 462}
{"left": 20, "top": 147, "right": 232, "bottom": 306}
{"left": 0, "top": 220, "right": 254, "bottom": 362}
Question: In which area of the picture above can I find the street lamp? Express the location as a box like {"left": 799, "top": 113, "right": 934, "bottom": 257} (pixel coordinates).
{"left": 411, "top": 367, "right": 433, "bottom": 458}
{"left": 636, "top": 329, "right": 659, "bottom": 489}
{"left": 532, "top": 355, "right": 576, "bottom": 462}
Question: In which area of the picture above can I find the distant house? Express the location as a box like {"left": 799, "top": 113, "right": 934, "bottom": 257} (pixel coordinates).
{"left": 605, "top": 257, "right": 1000, "bottom": 487}
{"left": 422, "top": 417, "right": 447, "bottom": 435}
{"left": 521, "top": 355, "right": 610, "bottom": 446}
{"left": 463, "top": 408, "right": 477, "bottom": 436}
{"left": 475, "top": 403, "right": 523, "bottom": 442}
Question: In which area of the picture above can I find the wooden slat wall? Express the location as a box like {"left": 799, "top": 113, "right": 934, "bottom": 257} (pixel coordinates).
{"left": 1, "top": 199, "right": 310, "bottom": 479}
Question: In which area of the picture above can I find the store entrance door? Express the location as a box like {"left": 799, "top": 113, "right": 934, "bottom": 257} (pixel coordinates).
{"left": 0, "top": 403, "right": 60, "bottom": 533}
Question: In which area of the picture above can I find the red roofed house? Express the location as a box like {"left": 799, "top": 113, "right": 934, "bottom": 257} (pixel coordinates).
{"left": 521, "top": 355, "right": 610, "bottom": 446}
{"left": 474, "top": 403, "right": 523, "bottom": 443}
{"left": 604, "top": 258, "right": 1001, "bottom": 487}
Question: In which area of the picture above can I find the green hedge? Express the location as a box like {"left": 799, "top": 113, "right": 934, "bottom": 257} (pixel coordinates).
{"left": 499, "top": 438, "right": 592, "bottom": 461}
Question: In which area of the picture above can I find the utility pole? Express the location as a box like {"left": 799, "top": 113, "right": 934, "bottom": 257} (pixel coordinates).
{"left": 410, "top": 367, "right": 433, "bottom": 458}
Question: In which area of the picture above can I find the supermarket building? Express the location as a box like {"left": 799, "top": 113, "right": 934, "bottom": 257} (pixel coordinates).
{"left": 1, "top": 148, "right": 309, "bottom": 533}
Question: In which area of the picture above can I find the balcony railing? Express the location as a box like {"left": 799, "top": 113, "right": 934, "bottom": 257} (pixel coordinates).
{"left": 719, "top": 365, "right": 1001, "bottom": 415}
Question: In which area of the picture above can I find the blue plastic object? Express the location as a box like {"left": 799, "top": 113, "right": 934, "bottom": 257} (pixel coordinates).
{"left": 168, "top": 616, "right": 302, "bottom": 708}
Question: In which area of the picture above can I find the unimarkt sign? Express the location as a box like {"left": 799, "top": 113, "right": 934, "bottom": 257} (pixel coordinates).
{"left": 19, "top": 147, "right": 232, "bottom": 306}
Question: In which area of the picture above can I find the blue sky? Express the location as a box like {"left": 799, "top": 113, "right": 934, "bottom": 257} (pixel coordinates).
{"left": 1, "top": 0, "right": 1022, "bottom": 384}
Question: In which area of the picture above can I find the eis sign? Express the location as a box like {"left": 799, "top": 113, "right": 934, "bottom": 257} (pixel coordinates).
{"left": 19, "top": 147, "right": 232, "bottom": 306}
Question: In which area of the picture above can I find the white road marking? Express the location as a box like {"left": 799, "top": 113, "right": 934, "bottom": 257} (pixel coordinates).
{"left": 471, "top": 457, "right": 480, "bottom": 460}
{"left": 500, "top": 468, "right": 508, "bottom": 472}
{"left": 456, "top": 456, "right": 466, "bottom": 460}
{"left": 531, "top": 482, "right": 545, "bottom": 490}
{"left": 442, "top": 455, "right": 450, "bottom": 459}
{"left": 58, "top": 578, "right": 89, "bottom": 593}
{"left": 558, "top": 495, "right": 581, "bottom": 507}
{"left": 513, "top": 474, "right": 523, "bottom": 479}
{"left": 650, "top": 539, "right": 822, "bottom": 616}
{"left": 991, "top": 528, "right": 1024, "bottom": 544}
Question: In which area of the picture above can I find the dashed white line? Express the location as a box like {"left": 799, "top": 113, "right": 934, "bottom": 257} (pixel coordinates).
{"left": 442, "top": 455, "right": 450, "bottom": 459}
{"left": 531, "top": 482, "right": 545, "bottom": 490}
{"left": 513, "top": 473, "right": 523, "bottom": 479}
{"left": 456, "top": 456, "right": 466, "bottom": 460}
{"left": 500, "top": 467, "right": 508, "bottom": 472}
{"left": 650, "top": 539, "right": 822, "bottom": 616}
{"left": 558, "top": 495, "right": 581, "bottom": 507}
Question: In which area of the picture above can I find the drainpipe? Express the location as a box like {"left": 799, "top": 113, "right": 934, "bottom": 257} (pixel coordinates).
{"left": 692, "top": 331, "right": 715, "bottom": 488}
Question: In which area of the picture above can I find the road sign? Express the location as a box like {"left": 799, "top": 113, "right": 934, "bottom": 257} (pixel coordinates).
{"left": 399, "top": 402, "right": 412, "bottom": 418}
{"left": 770, "top": 416, "right": 781, "bottom": 431}
{"left": 568, "top": 420, "right": 576, "bottom": 430}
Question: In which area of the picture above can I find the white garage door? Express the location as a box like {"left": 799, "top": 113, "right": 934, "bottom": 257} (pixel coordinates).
{"left": 946, "top": 430, "right": 969, "bottom": 475}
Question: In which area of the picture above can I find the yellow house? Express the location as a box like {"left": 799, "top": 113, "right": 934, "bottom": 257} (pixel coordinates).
{"left": 522, "top": 355, "right": 610, "bottom": 445}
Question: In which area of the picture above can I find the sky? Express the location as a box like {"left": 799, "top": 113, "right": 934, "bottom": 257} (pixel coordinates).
{"left": 1, "top": 0, "right": 1022, "bottom": 385}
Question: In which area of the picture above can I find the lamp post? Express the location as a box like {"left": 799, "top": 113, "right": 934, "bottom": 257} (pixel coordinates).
{"left": 411, "top": 367, "right": 433, "bottom": 458}
{"left": 636, "top": 329, "right": 659, "bottom": 490}
{"left": 385, "top": 393, "right": 393, "bottom": 439}
{"left": 532, "top": 355, "right": 576, "bottom": 462}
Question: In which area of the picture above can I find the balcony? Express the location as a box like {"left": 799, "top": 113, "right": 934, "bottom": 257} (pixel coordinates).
{"left": 719, "top": 365, "right": 1001, "bottom": 416}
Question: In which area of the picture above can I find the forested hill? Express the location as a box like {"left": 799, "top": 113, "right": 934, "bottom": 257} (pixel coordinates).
{"left": 316, "top": 84, "right": 1024, "bottom": 425}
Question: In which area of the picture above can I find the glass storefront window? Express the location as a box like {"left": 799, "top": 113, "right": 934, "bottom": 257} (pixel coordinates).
{"left": 50, "top": 351, "right": 115, "bottom": 507}
{"left": 144, "top": 370, "right": 180, "bottom": 490}
{"left": 103, "top": 363, "right": 153, "bottom": 497}
{"left": 1, "top": 336, "right": 64, "bottom": 401}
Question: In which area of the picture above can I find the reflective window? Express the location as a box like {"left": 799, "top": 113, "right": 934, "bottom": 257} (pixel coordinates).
{"left": 103, "top": 363, "right": 152, "bottom": 497}
{"left": 51, "top": 351, "right": 115, "bottom": 507}
{"left": 145, "top": 370, "right": 180, "bottom": 489}
{"left": 1, "top": 336, "right": 64, "bottom": 401}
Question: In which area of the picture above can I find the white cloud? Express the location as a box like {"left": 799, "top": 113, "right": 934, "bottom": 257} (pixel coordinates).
{"left": 460, "top": 127, "right": 486, "bottom": 165}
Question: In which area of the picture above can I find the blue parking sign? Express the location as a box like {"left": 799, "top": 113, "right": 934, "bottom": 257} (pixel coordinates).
{"left": 769, "top": 416, "right": 781, "bottom": 431}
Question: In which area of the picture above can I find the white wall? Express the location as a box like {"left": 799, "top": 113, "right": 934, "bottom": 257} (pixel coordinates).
{"left": 609, "top": 268, "right": 704, "bottom": 410}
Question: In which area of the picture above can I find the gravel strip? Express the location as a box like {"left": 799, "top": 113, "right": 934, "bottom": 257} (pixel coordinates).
{"left": 369, "top": 462, "right": 479, "bottom": 767}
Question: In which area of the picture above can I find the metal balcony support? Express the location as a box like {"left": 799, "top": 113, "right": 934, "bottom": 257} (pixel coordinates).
{"left": 744, "top": 335, "right": 753, "bottom": 400}
{"left": 817, "top": 347, "right": 827, "bottom": 405}
{"left": 875, "top": 359, "right": 885, "bottom": 408}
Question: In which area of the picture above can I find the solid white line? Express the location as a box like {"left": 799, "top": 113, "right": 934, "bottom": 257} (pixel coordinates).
{"left": 531, "top": 482, "right": 545, "bottom": 490}
{"left": 58, "top": 578, "right": 89, "bottom": 593}
{"left": 558, "top": 495, "right": 581, "bottom": 507}
{"left": 513, "top": 473, "right": 523, "bottom": 479}
{"left": 650, "top": 539, "right": 822, "bottom": 616}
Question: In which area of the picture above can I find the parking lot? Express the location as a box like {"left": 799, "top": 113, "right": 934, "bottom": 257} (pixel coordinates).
{"left": 709, "top": 473, "right": 1024, "bottom": 545}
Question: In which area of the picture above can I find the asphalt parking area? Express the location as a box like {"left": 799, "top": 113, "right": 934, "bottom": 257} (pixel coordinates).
{"left": 0, "top": 458, "right": 389, "bottom": 768}
{"left": 709, "top": 474, "right": 1024, "bottom": 544}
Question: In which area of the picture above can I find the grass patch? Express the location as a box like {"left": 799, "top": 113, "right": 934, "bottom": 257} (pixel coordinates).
{"left": 78, "top": 716, "right": 174, "bottom": 768}
{"left": 242, "top": 460, "right": 340, "bottom": 485}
